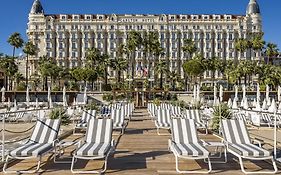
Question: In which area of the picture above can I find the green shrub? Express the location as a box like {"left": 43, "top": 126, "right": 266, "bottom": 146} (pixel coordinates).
{"left": 49, "top": 108, "right": 70, "bottom": 125}
{"left": 102, "top": 94, "right": 113, "bottom": 102}
{"left": 153, "top": 98, "right": 160, "bottom": 106}
{"left": 211, "top": 103, "right": 232, "bottom": 133}
{"left": 52, "top": 85, "right": 60, "bottom": 91}
{"left": 17, "top": 82, "right": 26, "bottom": 91}
{"left": 103, "top": 84, "right": 112, "bottom": 91}
{"left": 69, "top": 81, "right": 79, "bottom": 91}
{"left": 85, "top": 102, "right": 98, "bottom": 110}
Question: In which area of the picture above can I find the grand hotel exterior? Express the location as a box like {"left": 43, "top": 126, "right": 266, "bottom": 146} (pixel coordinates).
{"left": 26, "top": 0, "right": 262, "bottom": 83}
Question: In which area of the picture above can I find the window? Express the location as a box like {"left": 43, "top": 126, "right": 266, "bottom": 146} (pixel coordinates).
{"left": 160, "top": 25, "right": 164, "bottom": 30}
{"left": 59, "top": 42, "right": 63, "bottom": 49}
{"left": 46, "top": 33, "right": 51, "bottom": 39}
{"left": 229, "top": 33, "right": 233, "bottom": 40}
{"left": 110, "top": 42, "right": 115, "bottom": 49}
{"left": 86, "top": 16, "right": 91, "bottom": 20}
{"left": 72, "top": 52, "right": 76, "bottom": 58}
{"left": 110, "top": 33, "right": 114, "bottom": 39}
{"left": 59, "top": 52, "right": 63, "bottom": 58}
{"left": 206, "top": 33, "right": 210, "bottom": 40}
{"left": 85, "top": 42, "right": 88, "bottom": 49}
{"left": 46, "top": 42, "right": 51, "bottom": 49}
{"left": 172, "top": 33, "right": 176, "bottom": 40}
{"left": 160, "top": 33, "right": 165, "bottom": 40}
{"left": 72, "top": 42, "right": 76, "bottom": 49}
{"left": 47, "top": 25, "right": 51, "bottom": 30}
{"left": 218, "top": 43, "right": 221, "bottom": 49}
{"left": 97, "top": 33, "right": 101, "bottom": 39}
{"left": 172, "top": 42, "right": 176, "bottom": 49}
{"left": 84, "top": 33, "right": 88, "bottom": 39}
{"left": 111, "top": 25, "right": 114, "bottom": 30}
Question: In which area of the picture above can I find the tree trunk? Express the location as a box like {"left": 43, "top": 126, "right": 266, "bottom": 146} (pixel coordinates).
{"left": 12, "top": 47, "right": 15, "bottom": 58}
{"left": 118, "top": 70, "right": 121, "bottom": 82}
{"left": 160, "top": 73, "right": 163, "bottom": 89}
{"left": 104, "top": 68, "right": 108, "bottom": 85}
{"left": 26, "top": 54, "right": 29, "bottom": 86}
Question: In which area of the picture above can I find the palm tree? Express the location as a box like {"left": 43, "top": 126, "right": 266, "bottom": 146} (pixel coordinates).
{"left": 86, "top": 47, "right": 101, "bottom": 67}
{"left": 111, "top": 57, "right": 128, "bottom": 82}
{"left": 126, "top": 31, "right": 142, "bottom": 80}
{"left": 23, "top": 41, "right": 37, "bottom": 86}
{"left": 13, "top": 72, "right": 24, "bottom": 90}
{"left": 265, "top": 43, "right": 279, "bottom": 64}
{"left": 7, "top": 32, "right": 24, "bottom": 58}
{"left": 251, "top": 33, "right": 265, "bottom": 61}
{"left": 182, "top": 39, "right": 197, "bottom": 90}
{"left": 99, "top": 54, "right": 111, "bottom": 86}
{"left": 169, "top": 71, "right": 180, "bottom": 91}
{"left": 154, "top": 60, "right": 169, "bottom": 89}
{"left": 0, "top": 56, "right": 19, "bottom": 90}
{"left": 234, "top": 38, "right": 251, "bottom": 63}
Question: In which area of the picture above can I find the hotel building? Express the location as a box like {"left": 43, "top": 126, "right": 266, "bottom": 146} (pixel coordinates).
{"left": 26, "top": 0, "right": 262, "bottom": 84}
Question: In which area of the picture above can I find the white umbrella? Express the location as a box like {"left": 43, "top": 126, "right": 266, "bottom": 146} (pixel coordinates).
{"left": 232, "top": 99, "right": 238, "bottom": 109}
{"left": 255, "top": 99, "right": 261, "bottom": 111}
{"left": 252, "top": 99, "right": 257, "bottom": 108}
{"left": 234, "top": 85, "right": 238, "bottom": 100}
{"left": 49, "top": 96, "right": 53, "bottom": 108}
{"left": 243, "top": 98, "right": 249, "bottom": 110}
{"left": 278, "top": 102, "right": 281, "bottom": 113}
{"left": 278, "top": 86, "right": 281, "bottom": 102}
{"left": 262, "top": 99, "right": 268, "bottom": 111}
{"left": 267, "top": 97, "right": 271, "bottom": 107}
{"left": 240, "top": 98, "right": 244, "bottom": 108}
{"left": 256, "top": 83, "right": 260, "bottom": 102}
{"left": 63, "top": 86, "right": 68, "bottom": 107}
{"left": 213, "top": 85, "right": 217, "bottom": 105}
{"left": 266, "top": 85, "right": 270, "bottom": 104}
{"left": 7, "top": 98, "right": 11, "bottom": 109}
{"left": 242, "top": 85, "right": 246, "bottom": 100}
{"left": 13, "top": 99, "right": 17, "bottom": 110}
{"left": 48, "top": 85, "right": 52, "bottom": 108}
{"left": 83, "top": 86, "right": 87, "bottom": 104}
{"left": 26, "top": 86, "right": 30, "bottom": 107}
{"left": 1, "top": 87, "right": 5, "bottom": 102}
{"left": 35, "top": 98, "right": 39, "bottom": 109}
{"left": 227, "top": 98, "right": 232, "bottom": 108}
{"left": 193, "top": 85, "right": 197, "bottom": 101}
{"left": 73, "top": 97, "right": 77, "bottom": 106}
{"left": 219, "top": 85, "right": 223, "bottom": 102}
{"left": 196, "top": 85, "right": 200, "bottom": 102}
{"left": 268, "top": 98, "right": 277, "bottom": 113}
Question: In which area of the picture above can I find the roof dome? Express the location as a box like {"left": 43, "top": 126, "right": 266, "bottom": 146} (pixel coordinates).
{"left": 247, "top": 0, "right": 260, "bottom": 14}
{"left": 30, "top": 0, "right": 44, "bottom": 14}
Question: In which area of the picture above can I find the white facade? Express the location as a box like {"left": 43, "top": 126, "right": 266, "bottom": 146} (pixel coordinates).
{"left": 26, "top": 0, "right": 262, "bottom": 80}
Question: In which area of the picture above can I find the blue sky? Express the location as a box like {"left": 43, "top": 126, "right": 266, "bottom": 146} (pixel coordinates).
{"left": 0, "top": 0, "right": 280, "bottom": 56}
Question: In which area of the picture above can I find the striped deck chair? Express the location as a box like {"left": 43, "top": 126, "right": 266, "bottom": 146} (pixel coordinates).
{"left": 111, "top": 108, "right": 126, "bottom": 135}
{"left": 169, "top": 118, "right": 212, "bottom": 173}
{"left": 3, "top": 119, "right": 61, "bottom": 173}
{"left": 71, "top": 118, "right": 115, "bottom": 174}
{"left": 232, "top": 112, "right": 252, "bottom": 125}
{"left": 221, "top": 119, "right": 277, "bottom": 174}
{"left": 147, "top": 103, "right": 152, "bottom": 115}
{"left": 9, "top": 112, "right": 25, "bottom": 123}
{"left": 184, "top": 109, "right": 208, "bottom": 134}
{"left": 155, "top": 109, "right": 171, "bottom": 135}
{"left": 73, "top": 109, "right": 96, "bottom": 134}
{"left": 100, "top": 105, "right": 111, "bottom": 118}
{"left": 170, "top": 105, "right": 182, "bottom": 117}
{"left": 261, "top": 113, "right": 274, "bottom": 127}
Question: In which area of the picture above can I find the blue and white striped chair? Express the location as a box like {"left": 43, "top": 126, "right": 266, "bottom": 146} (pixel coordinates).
{"left": 73, "top": 109, "right": 96, "bottom": 134}
{"left": 3, "top": 119, "right": 61, "bottom": 173}
{"left": 71, "top": 118, "right": 115, "bottom": 174}
{"left": 221, "top": 119, "right": 277, "bottom": 174}
{"left": 169, "top": 118, "right": 211, "bottom": 173}
{"left": 155, "top": 109, "right": 171, "bottom": 135}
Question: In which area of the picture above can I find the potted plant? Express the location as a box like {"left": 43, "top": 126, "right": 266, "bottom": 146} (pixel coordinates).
{"left": 49, "top": 108, "right": 71, "bottom": 125}
{"left": 210, "top": 103, "right": 232, "bottom": 133}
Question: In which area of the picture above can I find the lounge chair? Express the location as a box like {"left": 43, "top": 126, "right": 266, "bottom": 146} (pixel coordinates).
{"left": 169, "top": 118, "right": 212, "bottom": 173}
{"left": 73, "top": 109, "right": 96, "bottom": 134}
{"left": 155, "top": 109, "right": 171, "bottom": 135}
{"left": 261, "top": 113, "right": 274, "bottom": 127}
{"left": 71, "top": 118, "right": 115, "bottom": 174}
{"left": 111, "top": 108, "right": 126, "bottom": 135}
{"left": 100, "top": 105, "right": 111, "bottom": 118}
{"left": 221, "top": 119, "right": 277, "bottom": 174}
{"left": 170, "top": 105, "right": 182, "bottom": 117}
{"left": 184, "top": 109, "right": 208, "bottom": 134}
{"left": 3, "top": 119, "right": 61, "bottom": 173}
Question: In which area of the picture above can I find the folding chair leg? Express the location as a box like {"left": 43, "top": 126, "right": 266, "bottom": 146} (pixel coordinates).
{"left": 175, "top": 155, "right": 212, "bottom": 174}
{"left": 3, "top": 155, "right": 42, "bottom": 174}
{"left": 71, "top": 155, "right": 109, "bottom": 174}
{"left": 238, "top": 156, "right": 278, "bottom": 174}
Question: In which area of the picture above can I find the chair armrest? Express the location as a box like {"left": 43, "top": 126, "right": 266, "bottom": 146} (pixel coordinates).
{"left": 53, "top": 139, "right": 60, "bottom": 147}
{"left": 111, "top": 140, "right": 116, "bottom": 148}
{"left": 252, "top": 138, "right": 263, "bottom": 147}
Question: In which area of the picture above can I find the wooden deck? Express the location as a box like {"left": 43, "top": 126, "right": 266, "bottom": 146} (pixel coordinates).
{"left": 2, "top": 109, "right": 280, "bottom": 174}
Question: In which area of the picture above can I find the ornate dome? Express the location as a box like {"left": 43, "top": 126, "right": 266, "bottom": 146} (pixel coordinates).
{"left": 247, "top": 0, "right": 260, "bottom": 14}
{"left": 30, "top": 0, "right": 44, "bottom": 14}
